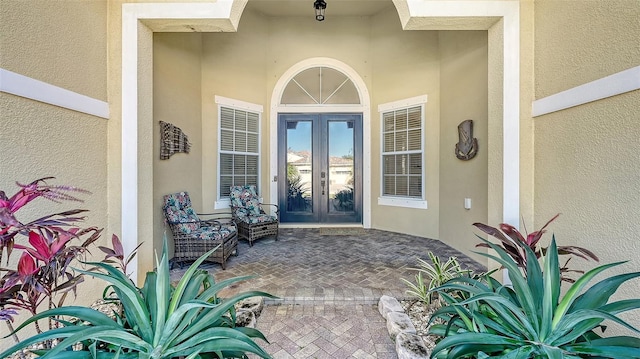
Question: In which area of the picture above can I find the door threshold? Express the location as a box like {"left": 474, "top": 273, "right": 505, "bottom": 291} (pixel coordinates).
{"left": 279, "top": 223, "right": 364, "bottom": 229}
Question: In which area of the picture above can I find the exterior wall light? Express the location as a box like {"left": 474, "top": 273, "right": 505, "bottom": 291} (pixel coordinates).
{"left": 314, "top": 0, "right": 327, "bottom": 21}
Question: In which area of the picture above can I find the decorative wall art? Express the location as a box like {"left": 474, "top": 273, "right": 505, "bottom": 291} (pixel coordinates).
{"left": 159, "top": 121, "right": 191, "bottom": 160}
{"left": 455, "top": 119, "right": 478, "bottom": 160}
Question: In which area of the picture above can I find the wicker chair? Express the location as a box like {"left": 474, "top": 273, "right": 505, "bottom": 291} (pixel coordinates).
{"left": 163, "top": 192, "right": 238, "bottom": 269}
{"left": 229, "top": 185, "right": 279, "bottom": 246}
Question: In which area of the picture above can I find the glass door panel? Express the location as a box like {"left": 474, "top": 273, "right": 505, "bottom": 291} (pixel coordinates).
{"left": 278, "top": 113, "right": 361, "bottom": 223}
{"left": 286, "top": 120, "right": 313, "bottom": 214}
{"left": 328, "top": 121, "right": 354, "bottom": 213}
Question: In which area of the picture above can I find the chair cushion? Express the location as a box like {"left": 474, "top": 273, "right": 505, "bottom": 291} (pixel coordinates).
{"left": 192, "top": 223, "right": 235, "bottom": 241}
{"left": 163, "top": 192, "right": 200, "bottom": 233}
{"left": 238, "top": 214, "right": 278, "bottom": 225}
{"left": 229, "top": 185, "right": 262, "bottom": 216}
{"left": 233, "top": 208, "right": 251, "bottom": 221}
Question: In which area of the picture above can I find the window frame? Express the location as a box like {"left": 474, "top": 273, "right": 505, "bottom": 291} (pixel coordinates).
{"left": 214, "top": 95, "right": 263, "bottom": 209}
{"left": 377, "top": 95, "right": 428, "bottom": 209}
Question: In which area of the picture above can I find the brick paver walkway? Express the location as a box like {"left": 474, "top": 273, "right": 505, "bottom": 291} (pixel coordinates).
{"left": 170, "top": 228, "right": 484, "bottom": 358}
{"left": 253, "top": 303, "right": 395, "bottom": 359}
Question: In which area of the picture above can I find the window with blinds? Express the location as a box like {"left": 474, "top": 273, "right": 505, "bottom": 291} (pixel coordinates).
{"left": 381, "top": 105, "right": 423, "bottom": 198}
{"left": 218, "top": 106, "right": 260, "bottom": 198}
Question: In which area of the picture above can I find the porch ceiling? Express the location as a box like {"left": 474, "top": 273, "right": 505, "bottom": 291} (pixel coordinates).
{"left": 247, "top": 0, "right": 393, "bottom": 17}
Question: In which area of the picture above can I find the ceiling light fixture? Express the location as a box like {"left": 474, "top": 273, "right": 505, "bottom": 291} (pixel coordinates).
{"left": 314, "top": 0, "right": 327, "bottom": 21}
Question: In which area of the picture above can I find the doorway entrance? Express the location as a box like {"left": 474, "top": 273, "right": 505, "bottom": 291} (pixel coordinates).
{"left": 278, "top": 113, "right": 362, "bottom": 223}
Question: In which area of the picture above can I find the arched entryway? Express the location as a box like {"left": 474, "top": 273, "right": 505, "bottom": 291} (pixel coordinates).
{"left": 269, "top": 58, "right": 371, "bottom": 226}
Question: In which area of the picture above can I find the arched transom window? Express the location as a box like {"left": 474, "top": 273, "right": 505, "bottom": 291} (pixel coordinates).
{"left": 280, "top": 66, "right": 361, "bottom": 105}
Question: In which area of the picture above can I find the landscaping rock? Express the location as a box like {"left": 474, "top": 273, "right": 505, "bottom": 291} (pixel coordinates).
{"left": 235, "top": 310, "right": 256, "bottom": 328}
{"left": 396, "top": 332, "right": 431, "bottom": 359}
{"left": 378, "top": 295, "right": 404, "bottom": 319}
{"left": 386, "top": 311, "right": 417, "bottom": 339}
{"left": 235, "top": 296, "right": 264, "bottom": 318}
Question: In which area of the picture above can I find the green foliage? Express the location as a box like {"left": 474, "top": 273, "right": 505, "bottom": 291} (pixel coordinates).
{"left": 428, "top": 236, "right": 640, "bottom": 359}
{"left": 403, "top": 271, "right": 430, "bottom": 304}
{"left": 286, "top": 164, "right": 309, "bottom": 212}
{"left": 332, "top": 188, "right": 354, "bottom": 212}
{"left": 286, "top": 163, "right": 299, "bottom": 180}
{"left": 1, "top": 235, "right": 275, "bottom": 359}
{"left": 402, "top": 252, "right": 471, "bottom": 306}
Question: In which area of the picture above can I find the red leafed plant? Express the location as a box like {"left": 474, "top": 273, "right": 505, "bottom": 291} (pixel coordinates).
{"left": 99, "top": 233, "right": 141, "bottom": 277}
{"left": 474, "top": 214, "right": 599, "bottom": 282}
{"left": 0, "top": 177, "right": 103, "bottom": 349}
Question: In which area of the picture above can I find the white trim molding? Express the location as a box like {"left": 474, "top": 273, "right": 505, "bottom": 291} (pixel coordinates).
{"left": 533, "top": 65, "right": 640, "bottom": 117}
{"left": 0, "top": 68, "right": 109, "bottom": 119}
{"left": 378, "top": 197, "right": 428, "bottom": 210}
{"left": 215, "top": 95, "right": 263, "bottom": 113}
{"left": 378, "top": 95, "right": 428, "bottom": 112}
{"left": 121, "top": 1, "right": 245, "bottom": 283}
{"left": 214, "top": 198, "right": 231, "bottom": 209}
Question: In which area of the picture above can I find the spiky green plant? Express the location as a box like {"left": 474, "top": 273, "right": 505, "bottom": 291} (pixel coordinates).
{"left": 428, "top": 237, "right": 640, "bottom": 359}
{"left": 402, "top": 252, "right": 471, "bottom": 306}
{"left": 0, "top": 235, "right": 275, "bottom": 359}
{"left": 403, "top": 271, "right": 431, "bottom": 305}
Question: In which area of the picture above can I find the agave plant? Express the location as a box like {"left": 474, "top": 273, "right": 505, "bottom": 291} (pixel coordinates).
{"left": 0, "top": 235, "right": 275, "bottom": 359}
{"left": 402, "top": 252, "right": 471, "bottom": 307}
{"left": 428, "top": 237, "right": 640, "bottom": 359}
{"left": 474, "top": 214, "right": 598, "bottom": 282}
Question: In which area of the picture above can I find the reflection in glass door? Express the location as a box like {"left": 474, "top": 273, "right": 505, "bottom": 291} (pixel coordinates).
{"left": 278, "top": 114, "right": 362, "bottom": 223}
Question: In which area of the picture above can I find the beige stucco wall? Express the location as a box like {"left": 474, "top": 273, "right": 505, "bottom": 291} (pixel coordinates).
{"left": 519, "top": 0, "right": 535, "bottom": 237}
{"left": 0, "top": 0, "right": 108, "bottom": 349}
{"left": 370, "top": 7, "right": 441, "bottom": 239}
{"left": 438, "top": 31, "right": 489, "bottom": 264}
{"left": 533, "top": 0, "right": 640, "bottom": 333}
{"left": 106, "top": 0, "right": 124, "bottom": 278}
{"left": 201, "top": 8, "right": 269, "bottom": 211}
{"left": 534, "top": 0, "right": 640, "bottom": 99}
{"left": 153, "top": 33, "right": 204, "bottom": 257}
{"left": 0, "top": 0, "right": 107, "bottom": 101}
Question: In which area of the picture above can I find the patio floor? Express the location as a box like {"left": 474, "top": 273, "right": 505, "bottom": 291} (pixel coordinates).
{"left": 169, "top": 228, "right": 484, "bottom": 358}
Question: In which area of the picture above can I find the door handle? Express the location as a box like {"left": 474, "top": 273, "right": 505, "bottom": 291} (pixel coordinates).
{"left": 321, "top": 171, "right": 326, "bottom": 195}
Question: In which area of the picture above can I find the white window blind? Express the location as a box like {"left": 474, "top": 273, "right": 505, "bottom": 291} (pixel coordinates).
{"left": 218, "top": 105, "right": 260, "bottom": 198}
{"left": 381, "top": 104, "right": 424, "bottom": 199}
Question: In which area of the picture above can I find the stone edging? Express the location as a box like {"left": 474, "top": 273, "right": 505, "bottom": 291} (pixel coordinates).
{"left": 378, "top": 295, "right": 431, "bottom": 359}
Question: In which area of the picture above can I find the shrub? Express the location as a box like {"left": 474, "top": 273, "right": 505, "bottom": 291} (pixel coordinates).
{"left": 1, "top": 235, "right": 275, "bottom": 358}
{"left": 428, "top": 236, "right": 640, "bottom": 359}
{"left": 402, "top": 252, "right": 471, "bottom": 307}
{"left": 286, "top": 166, "right": 309, "bottom": 212}
{"left": 332, "top": 187, "right": 354, "bottom": 212}
{"left": 474, "top": 214, "right": 598, "bottom": 282}
{"left": 0, "top": 178, "right": 102, "bottom": 348}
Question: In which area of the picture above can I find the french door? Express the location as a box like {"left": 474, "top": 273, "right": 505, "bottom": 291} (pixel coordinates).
{"left": 278, "top": 113, "right": 362, "bottom": 223}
